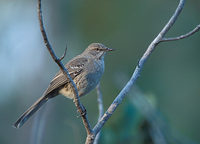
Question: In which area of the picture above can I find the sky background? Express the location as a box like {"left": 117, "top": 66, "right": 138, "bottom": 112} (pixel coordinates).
{"left": 0, "top": 0, "right": 200, "bottom": 144}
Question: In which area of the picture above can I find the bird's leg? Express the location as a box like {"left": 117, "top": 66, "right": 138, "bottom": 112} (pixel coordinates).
{"left": 73, "top": 97, "right": 87, "bottom": 117}
{"left": 80, "top": 104, "right": 87, "bottom": 116}
{"left": 76, "top": 104, "right": 87, "bottom": 118}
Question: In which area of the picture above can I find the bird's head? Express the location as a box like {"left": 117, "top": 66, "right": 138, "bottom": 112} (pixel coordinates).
{"left": 83, "top": 43, "right": 113, "bottom": 59}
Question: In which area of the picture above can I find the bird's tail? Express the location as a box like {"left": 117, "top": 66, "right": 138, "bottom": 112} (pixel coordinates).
{"left": 13, "top": 95, "right": 49, "bottom": 128}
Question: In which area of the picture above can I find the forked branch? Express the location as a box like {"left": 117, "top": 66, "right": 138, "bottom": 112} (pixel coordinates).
{"left": 161, "top": 24, "right": 200, "bottom": 42}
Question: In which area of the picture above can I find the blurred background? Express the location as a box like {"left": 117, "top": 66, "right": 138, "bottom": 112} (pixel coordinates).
{"left": 0, "top": 0, "right": 199, "bottom": 144}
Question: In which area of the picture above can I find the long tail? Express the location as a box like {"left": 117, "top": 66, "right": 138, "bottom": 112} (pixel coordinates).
{"left": 13, "top": 95, "right": 49, "bottom": 128}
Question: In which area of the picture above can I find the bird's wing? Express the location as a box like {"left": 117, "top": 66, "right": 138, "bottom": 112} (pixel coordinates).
{"left": 44, "top": 57, "right": 88, "bottom": 96}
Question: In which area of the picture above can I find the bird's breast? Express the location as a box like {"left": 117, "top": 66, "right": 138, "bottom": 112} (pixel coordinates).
{"left": 77, "top": 59, "right": 104, "bottom": 97}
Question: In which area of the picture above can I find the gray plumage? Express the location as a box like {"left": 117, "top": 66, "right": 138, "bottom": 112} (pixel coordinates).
{"left": 13, "top": 43, "right": 112, "bottom": 128}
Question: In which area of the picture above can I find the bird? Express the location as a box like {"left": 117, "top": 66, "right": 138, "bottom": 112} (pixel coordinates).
{"left": 13, "top": 43, "right": 113, "bottom": 128}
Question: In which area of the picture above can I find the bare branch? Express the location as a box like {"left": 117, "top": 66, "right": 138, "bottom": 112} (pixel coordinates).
{"left": 94, "top": 84, "right": 104, "bottom": 144}
{"left": 85, "top": 0, "right": 188, "bottom": 143}
{"left": 37, "top": 0, "right": 92, "bottom": 136}
{"left": 59, "top": 44, "right": 68, "bottom": 61}
{"left": 161, "top": 24, "right": 200, "bottom": 42}
{"left": 96, "top": 84, "right": 104, "bottom": 121}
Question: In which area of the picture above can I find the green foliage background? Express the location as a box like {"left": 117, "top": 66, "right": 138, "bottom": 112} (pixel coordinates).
{"left": 0, "top": 0, "right": 199, "bottom": 144}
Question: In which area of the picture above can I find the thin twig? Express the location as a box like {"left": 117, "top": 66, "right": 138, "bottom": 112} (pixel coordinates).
{"left": 96, "top": 84, "right": 104, "bottom": 122}
{"left": 161, "top": 24, "right": 200, "bottom": 42}
{"left": 94, "top": 84, "right": 104, "bottom": 144}
{"left": 59, "top": 44, "right": 68, "bottom": 61}
{"left": 37, "top": 0, "right": 92, "bottom": 136}
{"left": 85, "top": 0, "right": 189, "bottom": 143}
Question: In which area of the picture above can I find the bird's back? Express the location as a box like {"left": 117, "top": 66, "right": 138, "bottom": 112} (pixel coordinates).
{"left": 44, "top": 54, "right": 105, "bottom": 99}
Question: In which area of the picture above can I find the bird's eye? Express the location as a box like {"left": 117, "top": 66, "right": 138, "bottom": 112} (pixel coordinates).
{"left": 96, "top": 48, "right": 100, "bottom": 51}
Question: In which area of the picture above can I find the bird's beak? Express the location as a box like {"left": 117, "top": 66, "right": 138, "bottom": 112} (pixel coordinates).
{"left": 104, "top": 47, "right": 114, "bottom": 52}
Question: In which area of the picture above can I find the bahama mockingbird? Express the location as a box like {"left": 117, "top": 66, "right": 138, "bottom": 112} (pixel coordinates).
{"left": 14, "top": 43, "right": 113, "bottom": 128}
